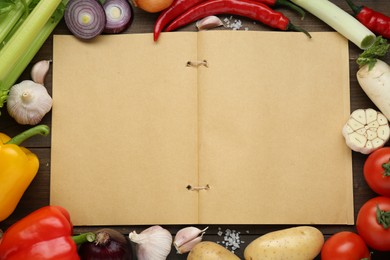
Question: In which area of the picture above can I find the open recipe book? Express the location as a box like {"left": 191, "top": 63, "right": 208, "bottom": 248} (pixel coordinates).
{"left": 50, "top": 31, "right": 353, "bottom": 225}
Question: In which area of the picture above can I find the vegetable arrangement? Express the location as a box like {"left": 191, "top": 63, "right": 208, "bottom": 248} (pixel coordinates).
{"left": 0, "top": 0, "right": 66, "bottom": 110}
{"left": 1, "top": 0, "right": 390, "bottom": 259}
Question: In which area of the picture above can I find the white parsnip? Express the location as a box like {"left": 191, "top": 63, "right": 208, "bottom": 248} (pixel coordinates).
{"left": 357, "top": 60, "right": 390, "bottom": 120}
{"left": 290, "top": 0, "right": 375, "bottom": 49}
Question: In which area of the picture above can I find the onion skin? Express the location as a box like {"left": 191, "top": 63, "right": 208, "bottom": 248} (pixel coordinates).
{"left": 132, "top": 0, "right": 174, "bottom": 13}
{"left": 103, "top": 0, "right": 134, "bottom": 34}
{"left": 78, "top": 228, "right": 133, "bottom": 260}
{"left": 64, "top": 0, "right": 106, "bottom": 40}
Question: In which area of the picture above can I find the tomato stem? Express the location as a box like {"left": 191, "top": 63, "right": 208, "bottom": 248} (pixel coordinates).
{"left": 376, "top": 204, "right": 390, "bottom": 229}
{"left": 382, "top": 160, "right": 390, "bottom": 177}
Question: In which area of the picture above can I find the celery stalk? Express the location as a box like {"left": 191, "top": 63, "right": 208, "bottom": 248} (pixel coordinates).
{"left": 0, "top": 0, "right": 32, "bottom": 47}
{"left": 0, "top": 1, "right": 68, "bottom": 97}
{"left": 0, "top": 0, "right": 62, "bottom": 108}
{"left": 0, "top": 0, "right": 37, "bottom": 51}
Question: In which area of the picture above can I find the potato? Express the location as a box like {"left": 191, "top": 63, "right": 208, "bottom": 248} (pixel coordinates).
{"left": 244, "top": 226, "right": 324, "bottom": 260}
{"left": 187, "top": 241, "right": 240, "bottom": 260}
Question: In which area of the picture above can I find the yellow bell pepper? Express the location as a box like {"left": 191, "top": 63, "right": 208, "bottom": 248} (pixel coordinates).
{"left": 0, "top": 125, "right": 49, "bottom": 222}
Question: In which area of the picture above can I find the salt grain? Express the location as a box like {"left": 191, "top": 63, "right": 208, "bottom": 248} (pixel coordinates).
{"left": 216, "top": 227, "right": 245, "bottom": 252}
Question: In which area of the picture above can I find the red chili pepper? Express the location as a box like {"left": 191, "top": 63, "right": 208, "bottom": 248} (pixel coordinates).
{"left": 153, "top": 0, "right": 305, "bottom": 41}
{"left": 0, "top": 206, "right": 94, "bottom": 260}
{"left": 346, "top": 0, "right": 390, "bottom": 39}
{"left": 253, "top": 0, "right": 305, "bottom": 18}
{"left": 154, "top": 0, "right": 207, "bottom": 41}
{"left": 164, "top": 0, "right": 311, "bottom": 37}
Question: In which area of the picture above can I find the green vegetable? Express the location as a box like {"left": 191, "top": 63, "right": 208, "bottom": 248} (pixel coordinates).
{"left": 0, "top": 0, "right": 68, "bottom": 110}
{"left": 290, "top": 0, "right": 376, "bottom": 49}
{"left": 0, "top": 0, "right": 32, "bottom": 47}
{"left": 357, "top": 36, "right": 389, "bottom": 70}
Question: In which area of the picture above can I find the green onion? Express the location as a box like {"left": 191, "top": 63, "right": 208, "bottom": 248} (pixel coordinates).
{"left": 0, "top": 0, "right": 66, "bottom": 108}
{"left": 290, "top": 0, "right": 376, "bottom": 49}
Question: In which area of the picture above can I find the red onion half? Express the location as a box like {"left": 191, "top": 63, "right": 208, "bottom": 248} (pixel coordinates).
{"left": 64, "top": 0, "right": 106, "bottom": 40}
{"left": 78, "top": 228, "right": 133, "bottom": 260}
{"left": 103, "top": 0, "right": 134, "bottom": 34}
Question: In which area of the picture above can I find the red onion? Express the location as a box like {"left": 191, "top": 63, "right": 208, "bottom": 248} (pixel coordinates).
{"left": 64, "top": 0, "right": 106, "bottom": 40}
{"left": 103, "top": 0, "right": 134, "bottom": 34}
{"left": 78, "top": 228, "right": 133, "bottom": 260}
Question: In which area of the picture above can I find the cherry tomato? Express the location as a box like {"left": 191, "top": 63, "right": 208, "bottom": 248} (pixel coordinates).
{"left": 321, "top": 231, "right": 370, "bottom": 260}
{"left": 356, "top": 196, "right": 390, "bottom": 251}
{"left": 364, "top": 147, "right": 390, "bottom": 197}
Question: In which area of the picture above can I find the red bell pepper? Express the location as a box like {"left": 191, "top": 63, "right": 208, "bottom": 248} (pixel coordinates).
{"left": 0, "top": 206, "right": 94, "bottom": 260}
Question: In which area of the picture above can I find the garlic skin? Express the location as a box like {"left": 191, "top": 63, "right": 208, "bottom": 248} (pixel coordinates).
{"left": 7, "top": 80, "right": 53, "bottom": 125}
{"left": 174, "top": 226, "right": 208, "bottom": 254}
{"left": 31, "top": 60, "right": 51, "bottom": 85}
{"left": 129, "top": 225, "right": 172, "bottom": 260}
{"left": 196, "top": 16, "right": 223, "bottom": 30}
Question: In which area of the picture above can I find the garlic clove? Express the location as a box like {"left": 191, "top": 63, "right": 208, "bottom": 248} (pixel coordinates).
{"left": 129, "top": 225, "right": 172, "bottom": 260}
{"left": 6, "top": 80, "right": 53, "bottom": 125}
{"left": 173, "top": 226, "right": 208, "bottom": 254}
{"left": 196, "top": 16, "right": 223, "bottom": 30}
{"left": 31, "top": 60, "right": 51, "bottom": 85}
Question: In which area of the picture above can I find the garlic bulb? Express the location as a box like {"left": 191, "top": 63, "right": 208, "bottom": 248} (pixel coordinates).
{"left": 129, "top": 225, "right": 172, "bottom": 260}
{"left": 7, "top": 80, "right": 53, "bottom": 125}
{"left": 31, "top": 60, "right": 51, "bottom": 85}
{"left": 174, "top": 226, "right": 208, "bottom": 254}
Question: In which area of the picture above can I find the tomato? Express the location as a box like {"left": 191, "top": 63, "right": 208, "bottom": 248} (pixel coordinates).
{"left": 364, "top": 147, "right": 390, "bottom": 197}
{"left": 321, "top": 231, "right": 370, "bottom": 260}
{"left": 356, "top": 196, "right": 390, "bottom": 251}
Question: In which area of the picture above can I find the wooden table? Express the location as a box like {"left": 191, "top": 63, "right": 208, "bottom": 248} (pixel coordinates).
{"left": 1, "top": 0, "right": 389, "bottom": 259}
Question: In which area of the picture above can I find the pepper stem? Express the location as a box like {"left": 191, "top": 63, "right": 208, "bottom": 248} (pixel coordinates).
{"left": 345, "top": 0, "right": 363, "bottom": 16}
{"left": 376, "top": 204, "right": 390, "bottom": 229}
{"left": 277, "top": 0, "right": 306, "bottom": 20}
{"left": 382, "top": 160, "right": 390, "bottom": 177}
{"left": 288, "top": 23, "right": 311, "bottom": 38}
{"left": 5, "top": 124, "right": 50, "bottom": 145}
{"left": 72, "top": 232, "right": 96, "bottom": 245}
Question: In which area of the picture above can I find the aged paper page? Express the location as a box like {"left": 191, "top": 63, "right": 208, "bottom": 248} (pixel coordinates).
{"left": 197, "top": 31, "right": 353, "bottom": 224}
{"left": 51, "top": 33, "right": 199, "bottom": 225}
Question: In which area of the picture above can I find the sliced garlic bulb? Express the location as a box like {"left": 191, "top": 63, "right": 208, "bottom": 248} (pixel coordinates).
{"left": 342, "top": 108, "right": 390, "bottom": 154}
{"left": 7, "top": 80, "right": 53, "bottom": 125}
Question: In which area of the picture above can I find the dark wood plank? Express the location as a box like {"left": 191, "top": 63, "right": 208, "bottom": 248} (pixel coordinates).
{"left": 1, "top": 0, "right": 390, "bottom": 259}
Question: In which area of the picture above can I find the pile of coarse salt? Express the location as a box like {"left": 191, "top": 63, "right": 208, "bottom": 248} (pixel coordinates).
{"left": 216, "top": 227, "right": 247, "bottom": 253}
{"left": 223, "top": 16, "right": 249, "bottom": 30}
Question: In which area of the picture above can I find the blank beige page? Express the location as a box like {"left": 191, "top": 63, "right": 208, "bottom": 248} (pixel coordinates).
{"left": 51, "top": 33, "right": 199, "bottom": 225}
{"left": 197, "top": 31, "right": 353, "bottom": 224}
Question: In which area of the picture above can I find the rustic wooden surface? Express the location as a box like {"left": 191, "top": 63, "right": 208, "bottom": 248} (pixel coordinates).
{"left": 1, "top": 0, "right": 390, "bottom": 259}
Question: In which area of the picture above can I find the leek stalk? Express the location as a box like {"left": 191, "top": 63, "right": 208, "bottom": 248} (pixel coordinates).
{"left": 0, "top": 0, "right": 63, "bottom": 108}
{"left": 290, "top": 0, "right": 376, "bottom": 49}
